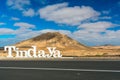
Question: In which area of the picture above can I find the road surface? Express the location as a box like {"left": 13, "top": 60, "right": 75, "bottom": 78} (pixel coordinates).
{"left": 0, "top": 60, "right": 120, "bottom": 80}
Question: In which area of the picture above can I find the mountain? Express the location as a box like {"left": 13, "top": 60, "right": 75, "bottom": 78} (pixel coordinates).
{"left": 15, "top": 32, "right": 88, "bottom": 49}
{"left": 14, "top": 32, "right": 120, "bottom": 57}
{"left": 1, "top": 32, "right": 120, "bottom": 57}
{"left": 14, "top": 32, "right": 90, "bottom": 56}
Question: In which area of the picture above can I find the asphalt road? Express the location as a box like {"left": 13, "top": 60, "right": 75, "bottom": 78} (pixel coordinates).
{"left": 0, "top": 61, "right": 120, "bottom": 80}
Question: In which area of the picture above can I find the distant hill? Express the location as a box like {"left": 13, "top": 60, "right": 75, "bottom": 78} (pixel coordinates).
{"left": 93, "top": 45, "right": 120, "bottom": 50}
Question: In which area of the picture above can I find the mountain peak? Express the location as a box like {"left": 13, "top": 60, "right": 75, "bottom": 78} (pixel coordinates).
{"left": 32, "top": 32, "right": 65, "bottom": 41}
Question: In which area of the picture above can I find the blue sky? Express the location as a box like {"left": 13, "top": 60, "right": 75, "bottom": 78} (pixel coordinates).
{"left": 0, "top": 0, "right": 120, "bottom": 47}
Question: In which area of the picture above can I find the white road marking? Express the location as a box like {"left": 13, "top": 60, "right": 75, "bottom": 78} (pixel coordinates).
{"left": 0, "top": 67, "right": 120, "bottom": 73}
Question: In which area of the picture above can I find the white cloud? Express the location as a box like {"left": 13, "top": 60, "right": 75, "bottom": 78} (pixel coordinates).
{"left": 0, "top": 22, "right": 37, "bottom": 46}
{"left": 0, "top": 22, "right": 6, "bottom": 26}
{"left": 6, "top": 0, "right": 36, "bottom": 17}
{"left": 0, "top": 28, "right": 15, "bottom": 35}
{"left": 73, "top": 30, "right": 101, "bottom": 45}
{"left": 14, "top": 22, "right": 35, "bottom": 29}
{"left": 22, "top": 8, "right": 35, "bottom": 17}
{"left": 6, "top": 0, "right": 30, "bottom": 10}
{"left": 74, "top": 21, "right": 118, "bottom": 45}
{"left": 11, "top": 17, "right": 20, "bottom": 21}
{"left": 39, "top": 3, "right": 100, "bottom": 26}
{"left": 73, "top": 29, "right": 120, "bottom": 46}
{"left": 79, "top": 21, "right": 114, "bottom": 32}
